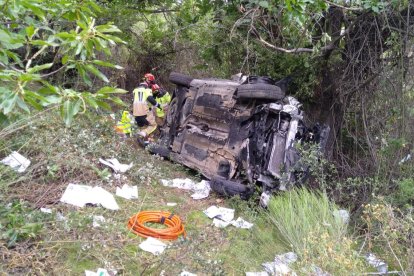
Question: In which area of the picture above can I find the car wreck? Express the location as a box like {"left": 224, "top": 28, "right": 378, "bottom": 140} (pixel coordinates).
{"left": 149, "top": 72, "right": 329, "bottom": 201}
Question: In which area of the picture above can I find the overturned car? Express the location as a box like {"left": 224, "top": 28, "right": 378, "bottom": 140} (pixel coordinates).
{"left": 149, "top": 72, "right": 329, "bottom": 200}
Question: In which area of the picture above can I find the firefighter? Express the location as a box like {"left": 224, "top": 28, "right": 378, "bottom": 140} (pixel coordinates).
{"left": 144, "top": 73, "right": 156, "bottom": 87}
{"left": 151, "top": 84, "right": 172, "bottom": 126}
{"left": 132, "top": 82, "right": 161, "bottom": 146}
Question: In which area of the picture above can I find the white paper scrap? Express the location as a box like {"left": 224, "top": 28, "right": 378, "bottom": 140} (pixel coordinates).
{"left": 139, "top": 237, "right": 167, "bottom": 255}
{"left": 99, "top": 158, "right": 133, "bottom": 173}
{"left": 1, "top": 151, "right": 31, "bottom": 173}
{"left": 161, "top": 178, "right": 195, "bottom": 190}
{"left": 92, "top": 215, "right": 106, "bottom": 228}
{"left": 167, "top": 202, "right": 177, "bottom": 206}
{"left": 231, "top": 217, "right": 254, "bottom": 229}
{"left": 40, "top": 208, "right": 52, "bottom": 214}
{"left": 262, "top": 252, "right": 298, "bottom": 275}
{"left": 84, "top": 268, "right": 116, "bottom": 276}
{"left": 180, "top": 271, "right": 197, "bottom": 276}
{"left": 245, "top": 272, "right": 269, "bottom": 276}
{"left": 191, "top": 180, "right": 211, "bottom": 200}
{"left": 60, "top": 183, "right": 119, "bottom": 210}
{"left": 213, "top": 218, "right": 231, "bottom": 228}
{"left": 116, "top": 184, "right": 138, "bottom": 200}
{"left": 204, "top": 206, "right": 235, "bottom": 222}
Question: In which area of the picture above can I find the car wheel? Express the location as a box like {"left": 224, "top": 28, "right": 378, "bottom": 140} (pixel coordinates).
{"left": 147, "top": 144, "right": 171, "bottom": 158}
{"left": 237, "top": 83, "right": 285, "bottom": 100}
{"left": 210, "top": 178, "right": 254, "bottom": 200}
{"left": 169, "top": 72, "right": 193, "bottom": 87}
{"left": 166, "top": 98, "right": 178, "bottom": 126}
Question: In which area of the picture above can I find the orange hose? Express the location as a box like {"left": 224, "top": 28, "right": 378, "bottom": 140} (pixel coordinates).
{"left": 127, "top": 211, "right": 186, "bottom": 240}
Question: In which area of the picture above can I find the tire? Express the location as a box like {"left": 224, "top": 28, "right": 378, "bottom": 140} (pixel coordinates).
{"left": 166, "top": 98, "right": 178, "bottom": 126}
{"left": 169, "top": 72, "right": 193, "bottom": 87}
{"left": 237, "top": 83, "right": 285, "bottom": 100}
{"left": 147, "top": 144, "right": 171, "bottom": 158}
{"left": 210, "top": 178, "right": 254, "bottom": 200}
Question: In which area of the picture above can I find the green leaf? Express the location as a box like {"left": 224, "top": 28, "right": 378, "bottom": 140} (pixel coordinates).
{"left": 27, "top": 63, "right": 53, "bottom": 73}
{"left": 62, "top": 55, "right": 69, "bottom": 65}
{"left": 62, "top": 99, "right": 81, "bottom": 126}
{"left": 95, "top": 100, "right": 111, "bottom": 110}
{"left": 85, "top": 64, "right": 109, "bottom": 82}
{"left": 25, "top": 26, "right": 35, "bottom": 39}
{"left": 1, "top": 93, "right": 18, "bottom": 114}
{"left": 16, "top": 97, "right": 30, "bottom": 113}
{"left": 97, "top": 86, "right": 127, "bottom": 94}
{"left": 92, "top": 60, "right": 117, "bottom": 68}
{"left": 84, "top": 94, "right": 98, "bottom": 109}
{"left": 259, "top": 1, "right": 269, "bottom": 8}
{"left": 96, "top": 25, "right": 122, "bottom": 33}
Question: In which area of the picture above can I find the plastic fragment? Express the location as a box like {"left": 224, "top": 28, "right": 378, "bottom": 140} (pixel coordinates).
{"left": 231, "top": 217, "right": 254, "bottom": 229}
{"left": 115, "top": 184, "right": 138, "bottom": 200}
{"left": 333, "top": 209, "right": 350, "bottom": 224}
{"left": 161, "top": 178, "right": 211, "bottom": 199}
{"left": 40, "top": 208, "right": 52, "bottom": 214}
{"left": 93, "top": 215, "right": 106, "bottom": 228}
{"left": 180, "top": 271, "right": 197, "bottom": 276}
{"left": 365, "top": 253, "right": 388, "bottom": 274}
{"left": 1, "top": 151, "right": 31, "bottom": 173}
{"left": 99, "top": 158, "right": 133, "bottom": 173}
{"left": 139, "top": 237, "right": 167, "bottom": 255}
{"left": 245, "top": 272, "right": 269, "bottom": 276}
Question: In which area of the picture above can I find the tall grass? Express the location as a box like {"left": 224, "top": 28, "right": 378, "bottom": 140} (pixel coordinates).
{"left": 257, "top": 188, "right": 366, "bottom": 274}
{"left": 267, "top": 188, "right": 346, "bottom": 254}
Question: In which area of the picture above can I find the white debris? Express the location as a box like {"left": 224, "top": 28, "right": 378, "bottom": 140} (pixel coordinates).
{"left": 115, "top": 184, "right": 138, "bottom": 200}
{"left": 190, "top": 180, "right": 211, "bottom": 200}
{"left": 262, "top": 252, "right": 298, "bottom": 275}
{"left": 333, "top": 209, "right": 350, "bottom": 224}
{"left": 203, "top": 206, "right": 235, "bottom": 222}
{"left": 139, "top": 237, "right": 167, "bottom": 255}
{"left": 99, "top": 158, "right": 133, "bottom": 173}
{"left": 85, "top": 268, "right": 116, "bottom": 276}
{"left": 60, "top": 183, "right": 119, "bottom": 210}
{"left": 231, "top": 217, "right": 254, "bottom": 229}
{"left": 365, "top": 253, "right": 388, "bottom": 274}
{"left": 246, "top": 272, "right": 269, "bottom": 276}
{"left": 260, "top": 192, "right": 271, "bottom": 207}
{"left": 167, "top": 202, "right": 177, "bottom": 206}
{"left": 161, "top": 178, "right": 195, "bottom": 190}
{"left": 40, "top": 208, "right": 52, "bottom": 214}
{"left": 1, "top": 151, "right": 31, "bottom": 173}
{"left": 92, "top": 215, "right": 106, "bottom": 228}
{"left": 399, "top": 153, "right": 412, "bottom": 165}
{"left": 213, "top": 218, "right": 231, "bottom": 228}
{"left": 180, "top": 271, "right": 197, "bottom": 276}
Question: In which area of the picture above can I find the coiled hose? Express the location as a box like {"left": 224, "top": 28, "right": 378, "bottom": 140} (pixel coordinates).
{"left": 127, "top": 210, "right": 186, "bottom": 240}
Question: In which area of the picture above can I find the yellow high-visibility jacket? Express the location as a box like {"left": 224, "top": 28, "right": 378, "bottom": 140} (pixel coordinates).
{"left": 116, "top": 111, "right": 132, "bottom": 135}
{"left": 133, "top": 87, "right": 153, "bottom": 116}
{"left": 154, "top": 92, "right": 171, "bottom": 118}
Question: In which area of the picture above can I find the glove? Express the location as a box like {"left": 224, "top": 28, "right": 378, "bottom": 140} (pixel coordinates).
{"left": 155, "top": 103, "right": 162, "bottom": 110}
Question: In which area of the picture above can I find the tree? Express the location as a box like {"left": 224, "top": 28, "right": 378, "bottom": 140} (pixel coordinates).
{"left": 0, "top": 0, "right": 127, "bottom": 126}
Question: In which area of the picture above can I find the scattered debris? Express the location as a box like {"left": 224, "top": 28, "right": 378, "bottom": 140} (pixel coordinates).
{"left": 213, "top": 218, "right": 231, "bottom": 228}
{"left": 167, "top": 202, "right": 177, "bottom": 206}
{"left": 115, "top": 184, "right": 138, "bottom": 200}
{"left": 260, "top": 192, "right": 271, "bottom": 207}
{"left": 190, "top": 180, "right": 211, "bottom": 200}
{"left": 161, "top": 178, "right": 195, "bottom": 190}
{"left": 310, "top": 265, "right": 331, "bottom": 276}
{"left": 231, "top": 217, "right": 254, "bottom": 229}
{"left": 1, "top": 151, "right": 31, "bottom": 173}
{"left": 333, "top": 209, "right": 350, "bottom": 224}
{"left": 60, "top": 183, "right": 119, "bottom": 210}
{"left": 204, "top": 206, "right": 235, "bottom": 222}
{"left": 204, "top": 206, "right": 254, "bottom": 229}
{"left": 40, "top": 208, "right": 52, "bottom": 214}
{"left": 84, "top": 268, "right": 116, "bottom": 276}
{"left": 180, "top": 271, "right": 197, "bottom": 276}
{"left": 161, "top": 178, "right": 211, "bottom": 200}
{"left": 365, "top": 253, "right": 388, "bottom": 274}
{"left": 99, "top": 158, "right": 133, "bottom": 173}
{"left": 262, "top": 252, "right": 298, "bottom": 275}
{"left": 399, "top": 153, "right": 412, "bottom": 165}
{"left": 245, "top": 272, "right": 269, "bottom": 276}
{"left": 92, "top": 215, "right": 106, "bottom": 228}
{"left": 139, "top": 237, "right": 167, "bottom": 255}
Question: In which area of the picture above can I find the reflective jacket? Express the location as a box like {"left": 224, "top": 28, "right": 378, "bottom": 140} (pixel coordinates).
{"left": 132, "top": 87, "right": 153, "bottom": 116}
{"left": 116, "top": 111, "right": 132, "bottom": 135}
{"left": 154, "top": 92, "right": 171, "bottom": 118}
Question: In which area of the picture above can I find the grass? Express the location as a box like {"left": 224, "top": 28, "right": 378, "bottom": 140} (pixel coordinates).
{"left": 0, "top": 109, "right": 271, "bottom": 275}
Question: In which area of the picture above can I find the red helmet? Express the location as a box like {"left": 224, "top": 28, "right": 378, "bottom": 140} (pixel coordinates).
{"left": 144, "top": 73, "right": 155, "bottom": 82}
{"left": 151, "top": 84, "right": 160, "bottom": 92}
